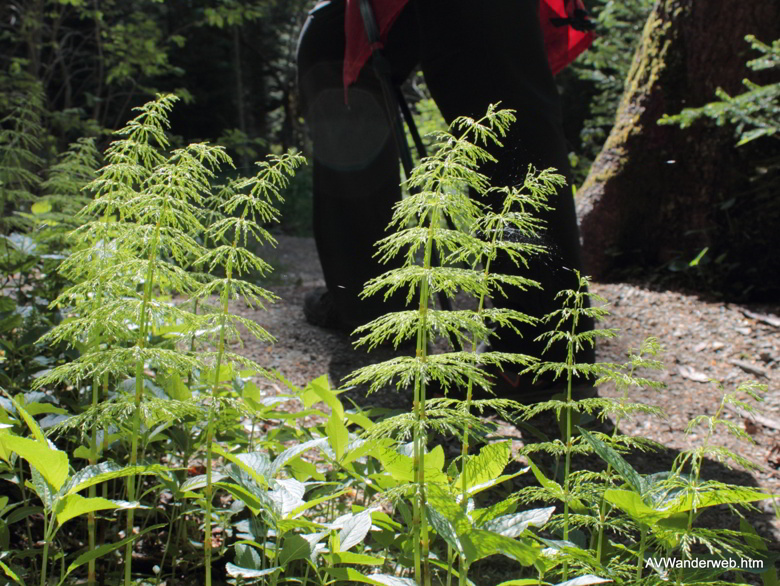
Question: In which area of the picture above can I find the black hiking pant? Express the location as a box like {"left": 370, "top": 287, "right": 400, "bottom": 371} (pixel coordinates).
{"left": 297, "top": 0, "right": 594, "bottom": 364}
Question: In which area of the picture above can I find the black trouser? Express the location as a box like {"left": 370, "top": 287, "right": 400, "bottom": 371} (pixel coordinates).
{"left": 297, "top": 0, "right": 593, "bottom": 364}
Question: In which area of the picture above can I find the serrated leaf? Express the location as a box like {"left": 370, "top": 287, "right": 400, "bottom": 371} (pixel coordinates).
{"left": 0, "top": 559, "right": 25, "bottom": 586}
{"left": 55, "top": 494, "right": 137, "bottom": 528}
{"left": 7, "top": 505, "right": 42, "bottom": 525}
{"left": 578, "top": 427, "right": 644, "bottom": 493}
{"left": 7, "top": 397, "right": 46, "bottom": 443}
{"left": 289, "top": 489, "right": 347, "bottom": 519}
{"left": 180, "top": 472, "right": 226, "bottom": 493}
{"left": 63, "top": 523, "right": 164, "bottom": 581}
{"left": 65, "top": 462, "right": 166, "bottom": 495}
{"left": 16, "top": 403, "right": 66, "bottom": 418}
{"left": 603, "top": 489, "right": 662, "bottom": 524}
{"left": 454, "top": 441, "right": 510, "bottom": 492}
{"left": 225, "top": 564, "right": 280, "bottom": 578}
{"left": 235, "top": 543, "right": 264, "bottom": 570}
{"left": 482, "top": 507, "right": 555, "bottom": 537}
{"left": 31, "top": 201, "right": 52, "bottom": 215}
{"left": 0, "top": 435, "right": 68, "bottom": 492}
{"left": 426, "top": 503, "right": 476, "bottom": 563}
{"left": 554, "top": 575, "right": 611, "bottom": 586}
{"left": 323, "top": 552, "right": 385, "bottom": 566}
{"left": 278, "top": 533, "right": 312, "bottom": 566}
{"left": 271, "top": 437, "right": 328, "bottom": 477}
{"left": 213, "top": 444, "right": 268, "bottom": 489}
{"left": 271, "top": 477, "right": 306, "bottom": 518}
{"left": 302, "top": 375, "right": 343, "bottom": 420}
{"left": 469, "top": 528, "right": 538, "bottom": 565}
{"left": 326, "top": 413, "right": 349, "bottom": 461}
{"left": 338, "top": 509, "right": 372, "bottom": 552}
{"left": 324, "top": 568, "right": 416, "bottom": 586}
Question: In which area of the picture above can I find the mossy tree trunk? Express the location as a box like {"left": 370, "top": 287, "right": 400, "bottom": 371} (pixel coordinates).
{"left": 576, "top": 0, "right": 779, "bottom": 282}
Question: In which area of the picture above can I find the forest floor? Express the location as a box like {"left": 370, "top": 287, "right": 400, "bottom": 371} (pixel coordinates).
{"left": 231, "top": 235, "right": 780, "bottom": 548}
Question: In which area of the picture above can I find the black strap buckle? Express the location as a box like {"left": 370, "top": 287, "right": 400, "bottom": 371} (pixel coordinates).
{"left": 550, "top": 9, "right": 595, "bottom": 32}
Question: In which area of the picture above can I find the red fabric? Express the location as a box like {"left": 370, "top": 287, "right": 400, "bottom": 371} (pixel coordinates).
{"left": 343, "top": 0, "right": 594, "bottom": 89}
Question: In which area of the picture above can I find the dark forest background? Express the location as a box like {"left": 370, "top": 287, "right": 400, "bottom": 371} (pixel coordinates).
{"left": 1, "top": 0, "right": 778, "bottom": 298}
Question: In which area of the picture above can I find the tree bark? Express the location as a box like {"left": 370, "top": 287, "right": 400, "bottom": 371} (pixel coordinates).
{"left": 576, "top": 0, "right": 779, "bottom": 281}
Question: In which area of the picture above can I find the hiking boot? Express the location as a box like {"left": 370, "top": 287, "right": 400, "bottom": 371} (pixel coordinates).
{"left": 304, "top": 287, "right": 346, "bottom": 330}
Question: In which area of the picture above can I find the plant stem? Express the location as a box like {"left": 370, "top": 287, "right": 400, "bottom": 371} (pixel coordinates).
{"left": 561, "top": 305, "right": 578, "bottom": 583}
{"left": 636, "top": 524, "right": 648, "bottom": 581}
{"left": 125, "top": 220, "right": 161, "bottom": 586}
{"left": 41, "top": 516, "right": 50, "bottom": 586}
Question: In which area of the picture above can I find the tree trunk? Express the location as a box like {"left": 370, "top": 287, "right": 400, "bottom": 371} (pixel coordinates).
{"left": 576, "top": 0, "right": 779, "bottom": 282}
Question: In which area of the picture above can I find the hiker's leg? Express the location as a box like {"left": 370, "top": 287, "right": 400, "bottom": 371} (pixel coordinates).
{"left": 297, "top": 1, "right": 419, "bottom": 329}
{"left": 417, "top": 0, "right": 594, "bottom": 365}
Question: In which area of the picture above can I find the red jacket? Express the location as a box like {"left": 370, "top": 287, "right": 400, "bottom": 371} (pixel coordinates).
{"left": 344, "top": 0, "right": 593, "bottom": 89}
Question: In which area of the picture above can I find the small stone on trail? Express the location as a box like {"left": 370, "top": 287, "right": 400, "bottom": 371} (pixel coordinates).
{"left": 735, "top": 327, "right": 752, "bottom": 336}
{"left": 712, "top": 342, "right": 726, "bottom": 351}
{"left": 694, "top": 342, "right": 709, "bottom": 352}
{"left": 729, "top": 359, "right": 770, "bottom": 379}
{"left": 742, "top": 308, "right": 780, "bottom": 328}
{"left": 678, "top": 365, "right": 710, "bottom": 383}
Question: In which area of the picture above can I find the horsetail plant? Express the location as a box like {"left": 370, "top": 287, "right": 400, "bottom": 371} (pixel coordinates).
{"left": 347, "top": 106, "right": 554, "bottom": 586}
{"left": 34, "top": 94, "right": 232, "bottom": 584}
{"left": 193, "top": 151, "right": 305, "bottom": 586}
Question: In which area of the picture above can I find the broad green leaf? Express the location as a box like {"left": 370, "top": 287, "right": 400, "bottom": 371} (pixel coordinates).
{"left": 454, "top": 441, "right": 510, "bottom": 492}
{"left": 21, "top": 403, "right": 66, "bottom": 417}
{"left": 271, "top": 477, "right": 306, "bottom": 518}
{"left": 289, "top": 489, "right": 347, "bottom": 519}
{"left": 377, "top": 446, "right": 447, "bottom": 484}
{"left": 323, "top": 552, "right": 385, "bottom": 566}
{"left": 741, "top": 518, "right": 779, "bottom": 586}
{"left": 302, "top": 375, "right": 344, "bottom": 420}
{"left": 463, "top": 471, "right": 527, "bottom": 498}
{"left": 324, "top": 568, "right": 416, "bottom": 586}
{"left": 30, "top": 467, "right": 54, "bottom": 511}
{"left": 604, "top": 489, "right": 663, "bottom": 524}
{"left": 482, "top": 507, "right": 555, "bottom": 538}
{"left": 0, "top": 435, "right": 68, "bottom": 492}
{"left": 555, "top": 576, "right": 611, "bottom": 586}
{"left": 425, "top": 503, "right": 476, "bottom": 563}
{"left": 63, "top": 523, "right": 165, "bottom": 582}
{"left": 469, "top": 528, "right": 538, "bottom": 565}
{"left": 0, "top": 559, "right": 25, "bottom": 586}
{"left": 55, "top": 494, "right": 137, "bottom": 528}
{"left": 326, "top": 413, "right": 349, "bottom": 461}
{"left": 212, "top": 444, "right": 268, "bottom": 488}
{"left": 0, "top": 496, "right": 6, "bottom": 510}
{"left": 7, "top": 505, "right": 43, "bottom": 525}
{"left": 578, "top": 427, "right": 644, "bottom": 493}
{"left": 235, "top": 543, "right": 264, "bottom": 570}
{"left": 286, "top": 456, "right": 324, "bottom": 482}
{"left": 31, "top": 201, "right": 52, "bottom": 215}
{"left": 271, "top": 437, "right": 328, "bottom": 477}
{"left": 180, "top": 472, "right": 226, "bottom": 493}
{"left": 65, "top": 462, "right": 167, "bottom": 495}
{"left": 666, "top": 486, "right": 774, "bottom": 514}
{"left": 346, "top": 411, "right": 374, "bottom": 431}
{"left": 163, "top": 373, "right": 191, "bottom": 401}
{"left": 338, "top": 510, "right": 372, "bottom": 552}
{"left": 225, "top": 564, "right": 280, "bottom": 579}
{"left": 216, "top": 483, "right": 268, "bottom": 517}
{"left": 8, "top": 396, "right": 46, "bottom": 443}
{"left": 528, "top": 457, "right": 586, "bottom": 513}
{"left": 277, "top": 518, "right": 326, "bottom": 534}
{"left": 278, "top": 533, "right": 312, "bottom": 566}
{"left": 0, "top": 296, "right": 15, "bottom": 312}
{"left": 471, "top": 498, "right": 518, "bottom": 527}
